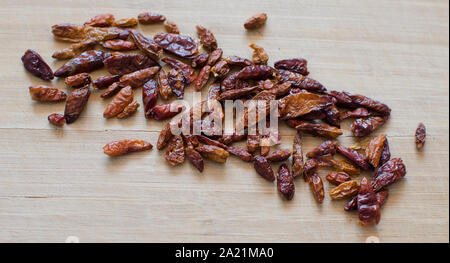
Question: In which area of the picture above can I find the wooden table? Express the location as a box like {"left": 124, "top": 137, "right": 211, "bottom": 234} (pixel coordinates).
{"left": 0, "top": 0, "right": 448, "bottom": 243}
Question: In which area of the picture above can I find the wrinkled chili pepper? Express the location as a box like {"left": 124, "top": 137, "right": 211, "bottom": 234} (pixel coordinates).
{"left": 147, "top": 104, "right": 184, "bottom": 120}
{"left": 64, "top": 86, "right": 91, "bottom": 124}
{"left": 103, "top": 139, "right": 152, "bottom": 157}
{"left": 254, "top": 155, "right": 275, "bottom": 182}
{"left": 350, "top": 116, "right": 388, "bottom": 137}
{"left": 306, "top": 140, "right": 338, "bottom": 159}
{"left": 154, "top": 32, "right": 198, "bottom": 58}
{"left": 29, "top": 85, "right": 67, "bottom": 102}
{"left": 48, "top": 113, "right": 66, "bottom": 127}
{"left": 277, "top": 164, "right": 295, "bottom": 200}
{"left": 274, "top": 58, "right": 309, "bottom": 76}
{"left": 371, "top": 158, "right": 406, "bottom": 192}
{"left": 196, "top": 25, "right": 218, "bottom": 51}
{"left": 138, "top": 12, "right": 166, "bottom": 24}
{"left": 357, "top": 177, "right": 380, "bottom": 226}
{"left": 54, "top": 50, "right": 110, "bottom": 77}
{"left": 415, "top": 123, "right": 426, "bottom": 149}
{"left": 103, "top": 53, "right": 159, "bottom": 75}
{"left": 337, "top": 145, "right": 371, "bottom": 170}
{"left": 142, "top": 79, "right": 159, "bottom": 116}
{"left": 365, "top": 134, "right": 387, "bottom": 168}
{"left": 21, "top": 49, "right": 54, "bottom": 80}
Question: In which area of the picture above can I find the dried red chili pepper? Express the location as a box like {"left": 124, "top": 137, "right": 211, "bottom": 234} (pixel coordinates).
{"left": 244, "top": 13, "right": 267, "bottom": 30}
{"left": 365, "top": 134, "right": 387, "bottom": 168}
{"left": 325, "top": 171, "right": 351, "bottom": 186}
{"left": 246, "top": 135, "right": 260, "bottom": 154}
{"left": 104, "top": 139, "right": 152, "bottom": 157}
{"left": 211, "top": 60, "right": 230, "bottom": 79}
{"left": 306, "top": 140, "right": 338, "bottom": 159}
{"left": 196, "top": 135, "right": 228, "bottom": 149}
{"left": 350, "top": 116, "right": 388, "bottom": 137}
{"left": 157, "top": 69, "right": 172, "bottom": 100}
{"left": 157, "top": 122, "right": 174, "bottom": 150}
{"left": 340, "top": 108, "right": 371, "bottom": 120}
{"left": 142, "top": 79, "right": 159, "bottom": 116}
{"left": 221, "top": 72, "right": 250, "bottom": 91}
{"left": 154, "top": 32, "right": 198, "bottom": 58}
{"left": 103, "top": 86, "right": 134, "bottom": 119}
{"left": 191, "top": 52, "right": 209, "bottom": 68}
{"left": 48, "top": 113, "right": 66, "bottom": 127}
{"left": 129, "top": 29, "right": 162, "bottom": 60}
{"left": 207, "top": 82, "right": 221, "bottom": 101}
{"left": 379, "top": 138, "right": 391, "bottom": 166}
{"left": 224, "top": 56, "right": 254, "bottom": 67}
{"left": 344, "top": 92, "right": 391, "bottom": 116}
{"left": 249, "top": 43, "right": 268, "bottom": 64}
{"left": 227, "top": 146, "right": 254, "bottom": 162}
{"left": 165, "top": 135, "right": 185, "bottom": 166}
{"left": 323, "top": 105, "right": 341, "bottom": 127}
{"left": 291, "top": 132, "right": 304, "bottom": 178}
{"left": 357, "top": 177, "right": 380, "bottom": 226}
{"left": 117, "top": 29, "right": 131, "bottom": 40}
{"left": 54, "top": 50, "right": 110, "bottom": 77}
{"left": 294, "top": 120, "right": 343, "bottom": 139}
{"left": 65, "top": 73, "right": 91, "bottom": 89}
{"left": 162, "top": 57, "right": 196, "bottom": 84}
{"left": 297, "top": 110, "right": 326, "bottom": 121}
{"left": 102, "top": 39, "right": 136, "bottom": 51}
{"left": 277, "top": 164, "right": 295, "bottom": 200}
{"left": 117, "top": 101, "right": 139, "bottom": 119}
{"left": 21, "top": 50, "right": 54, "bottom": 80}
{"left": 101, "top": 66, "right": 160, "bottom": 98}
{"left": 185, "top": 145, "right": 204, "bottom": 172}
{"left": 93, "top": 75, "right": 121, "bottom": 89}
{"left": 260, "top": 137, "right": 270, "bottom": 157}
{"left": 279, "top": 91, "right": 336, "bottom": 119}
{"left": 277, "top": 69, "right": 325, "bottom": 93}
{"left": 376, "top": 189, "right": 389, "bottom": 207}
{"left": 329, "top": 180, "right": 359, "bottom": 199}
{"left": 326, "top": 90, "right": 355, "bottom": 108}
{"left": 164, "top": 20, "right": 180, "bottom": 34}
{"left": 274, "top": 58, "right": 309, "bottom": 76}
{"left": 309, "top": 173, "right": 324, "bottom": 203}
{"left": 64, "top": 86, "right": 91, "bottom": 124}
{"left": 303, "top": 159, "right": 319, "bottom": 182}
{"left": 330, "top": 159, "right": 360, "bottom": 176}
{"left": 147, "top": 104, "right": 184, "bottom": 120}
{"left": 112, "top": 17, "right": 138, "bottom": 28}
{"left": 372, "top": 158, "right": 406, "bottom": 192}
{"left": 207, "top": 48, "right": 223, "bottom": 66}
{"left": 337, "top": 145, "right": 371, "bottom": 170}
{"left": 84, "top": 14, "right": 115, "bottom": 27}
{"left": 415, "top": 123, "right": 426, "bottom": 149}
{"left": 265, "top": 149, "right": 291, "bottom": 162}
{"left": 217, "top": 86, "right": 258, "bottom": 101}
{"left": 236, "top": 65, "right": 275, "bottom": 80}
{"left": 196, "top": 25, "right": 218, "bottom": 51}
{"left": 344, "top": 196, "right": 358, "bottom": 211}
{"left": 29, "top": 85, "right": 67, "bottom": 102}
{"left": 219, "top": 133, "right": 247, "bottom": 145}
{"left": 103, "top": 54, "right": 159, "bottom": 75}
{"left": 196, "top": 145, "right": 229, "bottom": 163}
{"left": 261, "top": 82, "right": 292, "bottom": 98}
{"left": 167, "top": 68, "right": 186, "bottom": 99}
{"left": 138, "top": 12, "right": 166, "bottom": 24}
{"left": 253, "top": 155, "right": 275, "bottom": 181}
{"left": 52, "top": 23, "right": 120, "bottom": 42}
{"left": 52, "top": 39, "right": 97, "bottom": 60}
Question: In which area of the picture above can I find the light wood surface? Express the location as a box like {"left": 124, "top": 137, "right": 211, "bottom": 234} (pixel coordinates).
{"left": 0, "top": 0, "right": 448, "bottom": 243}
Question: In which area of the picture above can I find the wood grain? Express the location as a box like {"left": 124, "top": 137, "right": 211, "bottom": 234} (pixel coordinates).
{"left": 0, "top": 0, "right": 448, "bottom": 242}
